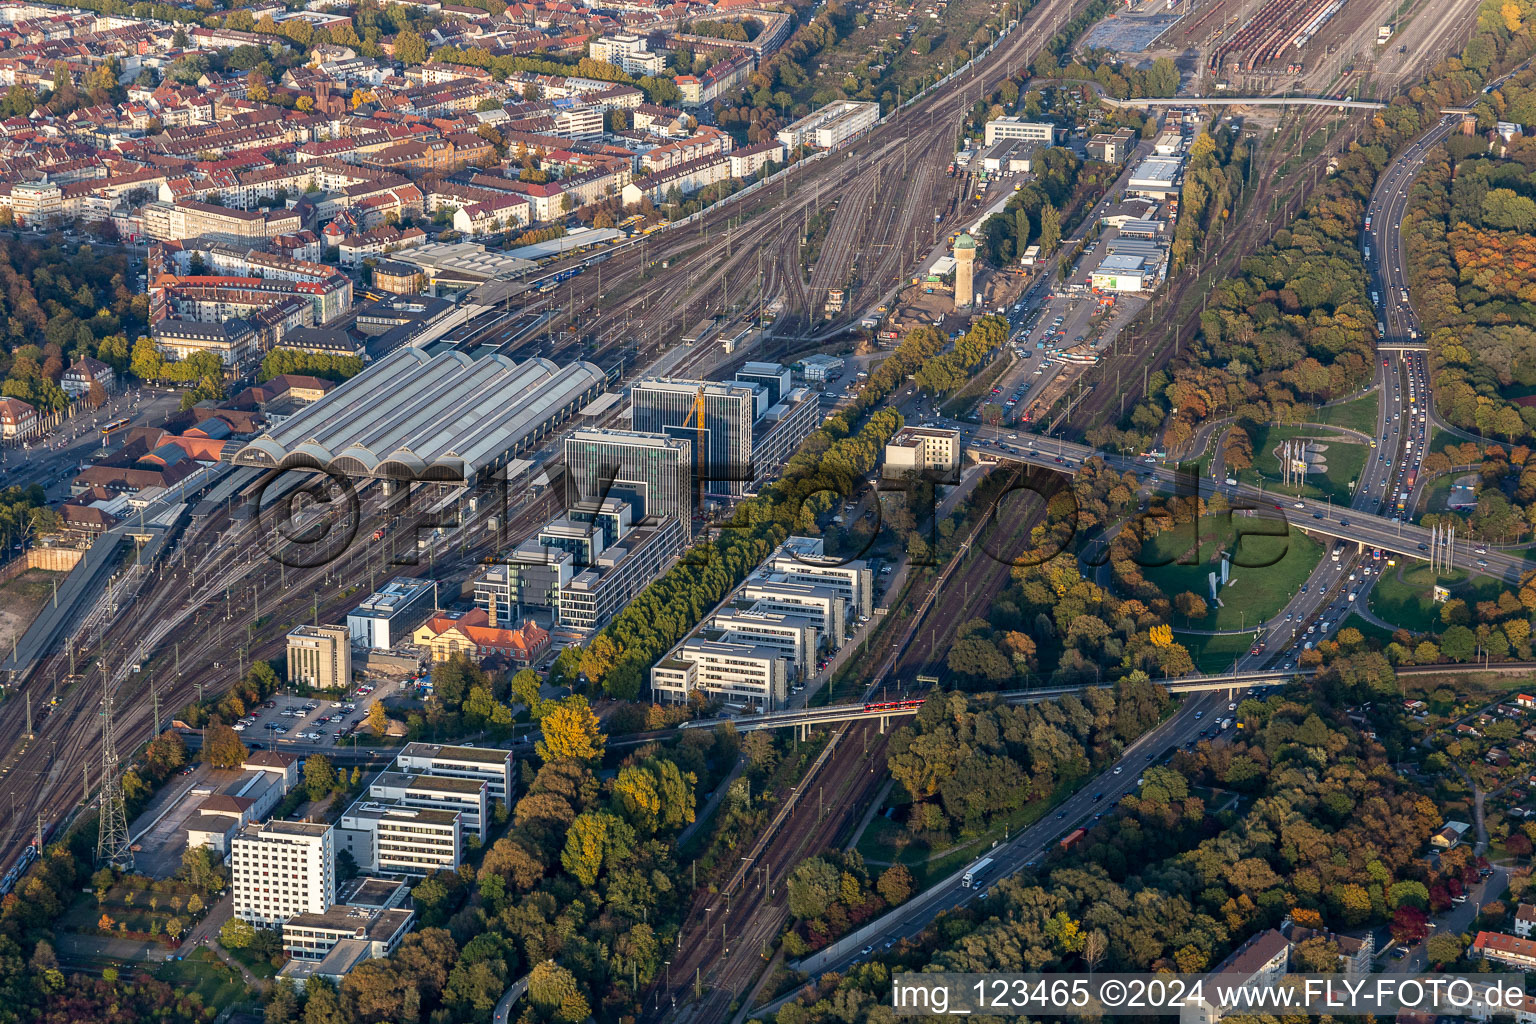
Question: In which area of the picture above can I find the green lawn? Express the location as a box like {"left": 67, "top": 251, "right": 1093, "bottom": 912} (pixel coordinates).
{"left": 155, "top": 949, "right": 251, "bottom": 1010}
{"left": 1313, "top": 393, "right": 1381, "bottom": 433}
{"left": 1143, "top": 520, "right": 1324, "bottom": 631}
{"left": 1177, "top": 630, "right": 1260, "bottom": 674}
{"left": 1241, "top": 425, "right": 1368, "bottom": 504}
{"left": 1368, "top": 563, "right": 1507, "bottom": 633}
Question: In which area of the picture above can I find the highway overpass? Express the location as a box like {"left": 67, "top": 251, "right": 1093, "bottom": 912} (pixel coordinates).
{"left": 969, "top": 434, "right": 1534, "bottom": 583}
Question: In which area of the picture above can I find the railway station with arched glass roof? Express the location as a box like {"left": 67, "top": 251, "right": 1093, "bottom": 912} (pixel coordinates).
{"left": 232, "top": 348, "right": 605, "bottom": 481}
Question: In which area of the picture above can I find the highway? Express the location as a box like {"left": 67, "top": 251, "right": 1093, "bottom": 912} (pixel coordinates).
{"left": 780, "top": 689, "right": 1233, "bottom": 983}
{"left": 974, "top": 432, "right": 1530, "bottom": 577}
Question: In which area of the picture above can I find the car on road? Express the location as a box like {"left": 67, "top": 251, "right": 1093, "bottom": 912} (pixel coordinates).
{"left": 860, "top": 946, "right": 873, "bottom": 956}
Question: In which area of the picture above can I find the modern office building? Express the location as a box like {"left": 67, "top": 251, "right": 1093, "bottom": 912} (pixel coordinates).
{"left": 749, "top": 385, "right": 821, "bottom": 489}
{"left": 983, "top": 117, "right": 1056, "bottom": 146}
{"left": 707, "top": 608, "right": 819, "bottom": 679}
{"left": 736, "top": 576, "right": 847, "bottom": 640}
{"left": 776, "top": 101, "right": 879, "bottom": 150}
{"left": 651, "top": 638, "right": 789, "bottom": 709}
{"left": 472, "top": 500, "right": 685, "bottom": 633}
{"left": 765, "top": 536, "right": 875, "bottom": 619}
{"left": 347, "top": 577, "right": 438, "bottom": 649}
{"left": 630, "top": 378, "right": 757, "bottom": 497}
{"left": 286, "top": 624, "right": 354, "bottom": 691}
{"left": 394, "top": 742, "right": 515, "bottom": 807}
{"left": 735, "top": 361, "right": 792, "bottom": 407}
{"left": 231, "top": 820, "right": 336, "bottom": 927}
{"left": 563, "top": 428, "right": 694, "bottom": 526}
{"left": 336, "top": 803, "right": 461, "bottom": 876}
{"left": 365, "top": 772, "right": 490, "bottom": 842}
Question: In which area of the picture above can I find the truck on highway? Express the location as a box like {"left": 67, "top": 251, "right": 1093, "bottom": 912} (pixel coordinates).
{"left": 1059, "top": 828, "right": 1086, "bottom": 850}
{"left": 962, "top": 857, "right": 995, "bottom": 888}
{"left": 1220, "top": 718, "right": 1233, "bottom": 730}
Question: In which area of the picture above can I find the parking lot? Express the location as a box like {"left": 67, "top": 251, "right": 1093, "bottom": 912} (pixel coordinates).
{"left": 232, "top": 686, "right": 390, "bottom": 751}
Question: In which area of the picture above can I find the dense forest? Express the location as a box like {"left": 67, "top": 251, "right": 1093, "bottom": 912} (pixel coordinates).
{"left": 1404, "top": 126, "right": 1536, "bottom": 440}
{"left": 0, "top": 238, "right": 144, "bottom": 414}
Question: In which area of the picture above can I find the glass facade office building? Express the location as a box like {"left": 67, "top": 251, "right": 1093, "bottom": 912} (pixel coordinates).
{"left": 630, "top": 378, "right": 757, "bottom": 496}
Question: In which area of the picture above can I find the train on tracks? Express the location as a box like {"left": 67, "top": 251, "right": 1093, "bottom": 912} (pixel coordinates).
{"left": 0, "top": 822, "right": 53, "bottom": 897}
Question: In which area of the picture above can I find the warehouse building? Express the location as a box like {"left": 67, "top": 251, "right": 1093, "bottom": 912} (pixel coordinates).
{"left": 1126, "top": 156, "right": 1183, "bottom": 198}
{"left": 232, "top": 348, "right": 606, "bottom": 481}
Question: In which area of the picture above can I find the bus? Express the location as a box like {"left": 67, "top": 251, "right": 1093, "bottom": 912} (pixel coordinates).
{"left": 1331, "top": 541, "right": 1346, "bottom": 561}
{"left": 100, "top": 417, "right": 129, "bottom": 437}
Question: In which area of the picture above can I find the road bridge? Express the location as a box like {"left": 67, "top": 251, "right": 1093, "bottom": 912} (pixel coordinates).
{"left": 969, "top": 433, "right": 1535, "bottom": 583}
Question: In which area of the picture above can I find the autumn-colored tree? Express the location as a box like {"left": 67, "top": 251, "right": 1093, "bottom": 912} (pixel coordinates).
{"left": 367, "top": 701, "right": 389, "bottom": 736}
{"left": 536, "top": 695, "right": 605, "bottom": 765}
{"left": 201, "top": 721, "right": 248, "bottom": 768}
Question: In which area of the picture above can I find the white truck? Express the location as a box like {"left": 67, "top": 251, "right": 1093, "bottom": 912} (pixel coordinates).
{"left": 962, "top": 857, "right": 995, "bottom": 888}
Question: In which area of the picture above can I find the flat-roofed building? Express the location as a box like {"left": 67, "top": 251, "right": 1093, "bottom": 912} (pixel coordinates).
{"left": 231, "top": 820, "right": 336, "bottom": 927}
{"left": 776, "top": 101, "right": 879, "bottom": 150}
{"left": 283, "top": 903, "right": 415, "bottom": 964}
{"left": 631, "top": 377, "right": 756, "bottom": 497}
{"left": 883, "top": 426, "right": 961, "bottom": 479}
{"left": 766, "top": 536, "right": 875, "bottom": 619}
{"left": 1127, "top": 156, "right": 1183, "bottom": 198}
{"left": 709, "top": 608, "right": 819, "bottom": 679}
{"left": 564, "top": 428, "right": 694, "bottom": 527}
{"left": 366, "top": 771, "right": 490, "bottom": 842}
{"left": 336, "top": 803, "right": 461, "bottom": 876}
{"left": 983, "top": 117, "right": 1055, "bottom": 146}
{"left": 651, "top": 638, "right": 788, "bottom": 709}
{"left": 347, "top": 577, "right": 437, "bottom": 650}
{"left": 287, "top": 624, "right": 353, "bottom": 690}
{"left": 737, "top": 576, "right": 847, "bottom": 640}
{"left": 395, "top": 742, "right": 514, "bottom": 807}
{"left": 750, "top": 386, "right": 820, "bottom": 489}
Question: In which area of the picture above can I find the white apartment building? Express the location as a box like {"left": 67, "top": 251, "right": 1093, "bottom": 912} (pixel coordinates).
{"left": 231, "top": 820, "right": 336, "bottom": 927}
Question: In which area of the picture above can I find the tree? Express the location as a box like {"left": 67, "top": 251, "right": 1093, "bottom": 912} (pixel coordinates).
{"left": 202, "top": 721, "right": 248, "bottom": 768}
{"left": 1038, "top": 202, "right": 1061, "bottom": 254}
{"left": 1173, "top": 591, "right": 1208, "bottom": 620}
{"left": 304, "top": 755, "right": 338, "bottom": 801}
{"left": 1425, "top": 932, "right": 1462, "bottom": 967}
{"left": 303, "top": 977, "right": 345, "bottom": 1024}
{"left": 537, "top": 695, "right": 605, "bottom": 764}
{"left": 876, "top": 864, "right": 913, "bottom": 906}
{"left": 220, "top": 916, "right": 255, "bottom": 949}
{"left": 528, "top": 960, "right": 583, "bottom": 1017}
{"left": 165, "top": 916, "right": 185, "bottom": 942}
{"left": 510, "top": 668, "right": 543, "bottom": 717}
{"left": 368, "top": 701, "right": 389, "bottom": 736}
{"left": 394, "top": 29, "right": 428, "bottom": 66}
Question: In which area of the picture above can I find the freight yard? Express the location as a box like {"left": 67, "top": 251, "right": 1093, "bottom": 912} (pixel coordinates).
{"left": 1095, "top": 0, "right": 1486, "bottom": 99}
